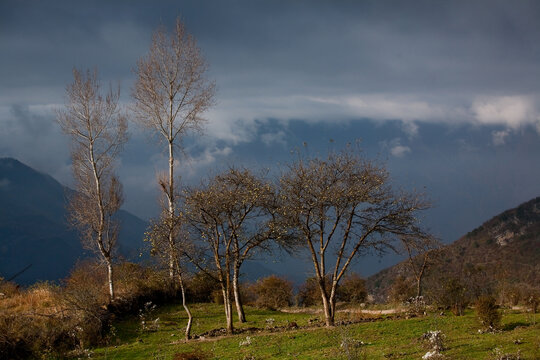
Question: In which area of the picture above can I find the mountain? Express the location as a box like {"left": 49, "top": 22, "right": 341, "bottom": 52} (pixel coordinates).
{"left": 367, "top": 196, "right": 540, "bottom": 299}
{"left": 0, "top": 158, "right": 147, "bottom": 285}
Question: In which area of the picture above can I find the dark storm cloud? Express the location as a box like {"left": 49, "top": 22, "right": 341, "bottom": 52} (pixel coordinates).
{"left": 3, "top": 0, "right": 540, "bottom": 98}
{"left": 1, "top": 0, "right": 540, "bottom": 249}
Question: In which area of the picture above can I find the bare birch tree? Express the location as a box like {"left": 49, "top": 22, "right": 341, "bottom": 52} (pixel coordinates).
{"left": 183, "top": 168, "right": 280, "bottom": 333}
{"left": 277, "top": 148, "right": 431, "bottom": 326}
{"left": 57, "top": 69, "right": 127, "bottom": 302}
{"left": 132, "top": 17, "right": 215, "bottom": 339}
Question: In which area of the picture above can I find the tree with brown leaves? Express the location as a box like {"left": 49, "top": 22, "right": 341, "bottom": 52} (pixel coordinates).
{"left": 277, "top": 147, "right": 431, "bottom": 326}
{"left": 132, "top": 17, "right": 214, "bottom": 339}
{"left": 183, "top": 168, "right": 281, "bottom": 333}
{"left": 57, "top": 69, "right": 127, "bottom": 302}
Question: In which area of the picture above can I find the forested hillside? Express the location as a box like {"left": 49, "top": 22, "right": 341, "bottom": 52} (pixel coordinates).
{"left": 368, "top": 196, "right": 540, "bottom": 301}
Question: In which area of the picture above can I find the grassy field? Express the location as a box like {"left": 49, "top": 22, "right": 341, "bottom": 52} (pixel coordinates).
{"left": 86, "top": 303, "right": 539, "bottom": 360}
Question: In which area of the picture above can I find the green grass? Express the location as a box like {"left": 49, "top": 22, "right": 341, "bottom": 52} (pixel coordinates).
{"left": 86, "top": 304, "right": 539, "bottom": 360}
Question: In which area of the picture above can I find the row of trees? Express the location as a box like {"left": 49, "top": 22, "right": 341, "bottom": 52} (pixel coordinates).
{"left": 57, "top": 18, "right": 432, "bottom": 340}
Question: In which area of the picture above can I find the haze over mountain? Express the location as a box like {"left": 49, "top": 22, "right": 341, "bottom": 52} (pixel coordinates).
{"left": 0, "top": 157, "right": 148, "bottom": 285}
{"left": 367, "top": 196, "right": 540, "bottom": 299}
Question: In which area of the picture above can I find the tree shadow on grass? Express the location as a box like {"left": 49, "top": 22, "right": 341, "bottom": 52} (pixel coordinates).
{"left": 502, "top": 321, "right": 529, "bottom": 331}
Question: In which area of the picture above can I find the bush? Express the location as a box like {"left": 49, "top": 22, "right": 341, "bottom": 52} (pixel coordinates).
{"left": 250, "top": 275, "right": 293, "bottom": 310}
{"left": 212, "top": 289, "right": 224, "bottom": 304}
{"left": 62, "top": 262, "right": 111, "bottom": 347}
{"left": 476, "top": 295, "right": 501, "bottom": 330}
{"left": 186, "top": 271, "right": 221, "bottom": 303}
{"left": 523, "top": 288, "right": 539, "bottom": 314}
{"left": 0, "top": 282, "right": 79, "bottom": 359}
{"left": 388, "top": 276, "right": 415, "bottom": 304}
{"left": 501, "top": 283, "right": 522, "bottom": 307}
{"left": 337, "top": 273, "right": 367, "bottom": 303}
{"left": 0, "top": 277, "right": 20, "bottom": 298}
{"left": 297, "top": 276, "right": 329, "bottom": 307}
{"left": 426, "top": 276, "right": 468, "bottom": 315}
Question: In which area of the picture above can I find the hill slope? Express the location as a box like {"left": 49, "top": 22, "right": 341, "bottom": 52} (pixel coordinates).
{"left": 367, "top": 196, "right": 540, "bottom": 299}
{"left": 0, "top": 158, "right": 147, "bottom": 285}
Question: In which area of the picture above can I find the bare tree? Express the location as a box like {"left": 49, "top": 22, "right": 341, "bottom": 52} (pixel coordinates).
{"left": 144, "top": 208, "right": 194, "bottom": 340}
{"left": 277, "top": 147, "right": 430, "bottom": 326}
{"left": 57, "top": 69, "right": 127, "bottom": 302}
{"left": 132, "top": 17, "right": 215, "bottom": 280}
{"left": 183, "top": 168, "right": 280, "bottom": 333}
{"left": 132, "top": 18, "right": 215, "bottom": 338}
{"left": 401, "top": 235, "right": 441, "bottom": 298}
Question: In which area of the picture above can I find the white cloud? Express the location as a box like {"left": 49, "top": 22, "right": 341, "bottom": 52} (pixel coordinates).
{"left": 472, "top": 95, "right": 539, "bottom": 129}
{"left": 202, "top": 91, "right": 540, "bottom": 149}
{"left": 390, "top": 144, "right": 411, "bottom": 157}
{"left": 261, "top": 130, "right": 286, "bottom": 146}
{"left": 380, "top": 138, "right": 411, "bottom": 158}
{"left": 402, "top": 121, "right": 419, "bottom": 139}
{"left": 181, "top": 146, "right": 233, "bottom": 177}
{"left": 492, "top": 129, "right": 511, "bottom": 146}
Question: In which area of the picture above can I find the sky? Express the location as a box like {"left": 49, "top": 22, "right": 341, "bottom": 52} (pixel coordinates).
{"left": 1, "top": 0, "right": 540, "bottom": 277}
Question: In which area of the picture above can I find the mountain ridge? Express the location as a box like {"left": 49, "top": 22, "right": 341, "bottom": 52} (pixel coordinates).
{"left": 0, "top": 157, "right": 148, "bottom": 284}
{"left": 367, "top": 196, "right": 540, "bottom": 300}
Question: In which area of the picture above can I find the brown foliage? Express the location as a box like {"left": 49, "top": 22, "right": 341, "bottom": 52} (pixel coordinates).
{"left": 337, "top": 273, "right": 367, "bottom": 303}
{"left": 249, "top": 275, "right": 293, "bottom": 310}
{"left": 476, "top": 295, "right": 501, "bottom": 330}
{"left": 426, "top": 276, "right": 469, "bottom": 315}
{"left": 0, "top": 261, "right": 191, "bottom": 358}
{"left": 0, "top": 282, "right": 89, "bottom": 358}
{"left": 297, "top": 276, "right": 330, "bottom": 307}
{"left": 186, "top": 271, "right": 221, "bottom": 303}
{"left": 388, "top": 275, "right": 415, "bottom": 304}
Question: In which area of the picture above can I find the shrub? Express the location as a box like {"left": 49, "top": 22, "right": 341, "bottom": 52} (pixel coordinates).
{"left": 62, "top": 263, "right": 110, "bottom": 348}
{"left": 297, "top": 276, "right": 329, "bottom": 307}
{"left": 0, "top": 277, "right": 20, "bottom": 298}
{"left": 426, "top": 276, "right": 468, "bottom": 315}
{"left": 250, "top": 275, "right": 293, "bottom": 310}
{"left": 115, "top": 262, "right": 170, "bottom": 300}
{"left": 186, "top": 271, "right": 221, "bottom": 303}
{"left": 523, "top": 288, "right": 539, "bottom": 314}
{"left": 476, "top": 295, "right": 501, "bottom": 330}
{"left": 502, "top": 283, "right": 522, "bottom": 307}
{"left": 388, "top": 276, "right": 415, "bottom": 304}
{"left": 336, "top": 273, "right": 367, "bottom": 304}
{"left": 212, "top": 289, "right": 224, "bottom": 304}
{"left": 0, "top": 282, "right": 79, "bottom": 358}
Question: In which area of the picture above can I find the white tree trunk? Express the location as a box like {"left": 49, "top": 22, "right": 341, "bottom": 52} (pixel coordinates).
{"left": 106, "top": 259, "right": 114, "bottom": 302}
{"left": 233, "top": 265, "right": 246, "bottom": 323}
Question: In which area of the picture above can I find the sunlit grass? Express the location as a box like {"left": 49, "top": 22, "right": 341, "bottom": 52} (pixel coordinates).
{"left": 89, "top": 304, "right": 540, "bottom": 360}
